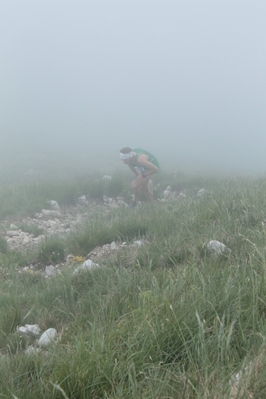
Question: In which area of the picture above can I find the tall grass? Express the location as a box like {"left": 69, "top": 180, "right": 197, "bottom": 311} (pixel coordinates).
{"left": 1, "top": 172, "right": 266, "bottom": 397}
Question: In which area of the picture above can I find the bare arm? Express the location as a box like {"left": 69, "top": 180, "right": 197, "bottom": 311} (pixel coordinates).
{"left": 137, "top": 154, "right": 159, "bottom": 177}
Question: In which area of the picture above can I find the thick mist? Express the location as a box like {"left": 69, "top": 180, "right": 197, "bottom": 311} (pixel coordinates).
{"left": 1, "top": 1, "right": 266, "bottom": 175}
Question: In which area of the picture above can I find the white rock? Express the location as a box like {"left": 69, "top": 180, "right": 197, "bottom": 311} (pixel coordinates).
{"left": 45, "top": 265, "right": 57, "bottom": 276}
{"left": 207, "top": 240, "right": 231, "bottom": 255}
{"left": 46, "top": 220, "right": 57, "bottom": 227}
{"left": 38, "top": 328, "right": 57, "bottom": 346}
{"left": 17, "top": 326, "right": 28, "bottom": 335}
{"left": 102, "top": 175, "right": 112, "bottom": 181}
{"left": 78, "top": 195, "right": 89, "bottom": 205}
{"left": 41, "top": 209, "right": 62, "bottom": 217}
{"left": 17, "top": 324, "right": 41, "bottom": 336}
{"left": 103, "top": 195, "right": 112, "bottom": 204}
{"left": 163, "top": 186, "right": 172, "bottom": 199}
{"left": 25, "top": 345, "right": 41, "bottom": 355}
{"left": 197, "top": 188, "right": 207, "bottom": 197}
{"left": 33, "top": 235, "right": 46, "bottom": 243}
{"left": 133, "top": 240, "right": 143, "bottom": 247}
{"left": 22, "top": 236, "right": 30, "bottom": 244}
{"left": 25, "top": 324, "right": 41, "bottom": 336}
{"left": 6, "top": 230, "right": 20, "bottom": 237}
{"left": 116, "top": 197, "right": 125, "bottom": 205}
{"left": 110, "top": 241, "right": 117, "bottom": 250}
{"left": 73, "top": 259, "right": 100, "bottom": 275}
{"left": 49, "top": 200, "right": 60, "bottom": 210}
{"left": 10, "top": 224, "right": 18, "bottom": 229}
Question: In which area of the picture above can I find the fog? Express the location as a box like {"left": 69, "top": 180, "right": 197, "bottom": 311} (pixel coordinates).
{"left": 1, "top": 1, "right": 266, "bottom": 175}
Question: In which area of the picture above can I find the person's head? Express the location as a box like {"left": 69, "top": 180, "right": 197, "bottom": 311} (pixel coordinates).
{"left": 120, "top": 147, "right": 133, "bottom": 164}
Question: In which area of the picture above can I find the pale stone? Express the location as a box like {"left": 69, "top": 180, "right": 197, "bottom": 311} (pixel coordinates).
{"left": 197, "top": 188, "right": 207, "bottom": 197}
{"left": 77, "top": 195, "right": 89, "bottom": 205}
{"left": 25, "top": 345, "right": 41, "bottom": 355}
{"left": 10, "top": 224, "right": 18, "bottom": 229}
{"left": 207, "top": 240, "right": 230, "bottom": 256}
{"left": 133, "top": 240, "right": 143, "bottom": 247}
{"left": 6, "top": 230, "right": 20, "bottom": 237}
{"left": 38, "top": 328, "right": 57, "bottom": 346}
{"left": 17, "top": 324, "right": 41, "bottom": 336}
{"left": 49, "top": 200, "right": 60, "bottom": 210}
{"left": 73, "top": 259, "right": 100, "bottom": 274}
{"left": 110, "top": 241, "right": 116, "bottom": 250}
{"left": 25, "top": 324, "right": 41, "bottom": 336}
{"left": 45, "top": 265, "right": 57, "bottom": 276}
{"left": 41, "top": 209, "right": 62, "bottom": 217}
{"left": 102, "top": 175, "right": 112, "bottom": 180}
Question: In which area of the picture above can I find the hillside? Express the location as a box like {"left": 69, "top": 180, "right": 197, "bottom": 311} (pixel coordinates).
{"left": 1, "top": 170, "right": 266, "bottom": 398}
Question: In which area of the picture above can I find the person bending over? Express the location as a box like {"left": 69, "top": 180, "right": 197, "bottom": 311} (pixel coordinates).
{"left": 120, "top": 147, "right": 160, "bottom": 205}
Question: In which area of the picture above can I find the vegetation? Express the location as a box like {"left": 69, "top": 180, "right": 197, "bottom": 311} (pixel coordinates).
{"left": 0, "top": 166, "right": 266, "bottom": 398}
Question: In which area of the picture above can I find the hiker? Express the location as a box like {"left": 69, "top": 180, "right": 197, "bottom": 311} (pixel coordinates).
{"left": 119, "top": 147, "right": 160, "bottom": 206}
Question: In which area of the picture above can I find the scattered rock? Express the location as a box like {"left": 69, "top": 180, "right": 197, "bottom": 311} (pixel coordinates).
{"left": 40, "top": 209, "right": 62, "bottom": 218}
{"left": 6, "top": 230, "right": 20, "bottom": 237}
{"left": 133, "top": 240, "right": 143, "bottom": 247}
{"left": 197, "top": 188, "right": 207, "bottom": 197}
{"left": 103, "top": 195, "right": 113, "bottom": 205}
{"left": 17, "top": 324, "right": 41, "bottom": 337}
{"left": 207, "top": 240, "right": 231, "bottom": 256}
{"left": 163, "top": 186, "right": 172, "bottom": 199}
{"left": 116, "top": 196, "right": 125, "bottom": 205}
{"left": 77, "top": 195, "right": 89, "bottom": 205}
{"left": 10, "top": 224, "right": 18, "bottom": 229}
{"left": 49, "top": 200, "right": 60, "bottom": 211}
{"left": 24, "top": 345, "right": 41, "bottom": 355}
{"left": 38, "top": 328, "right": 57, "bottom": 347}
{"left": 73, "top": 259, "right": 100, "bottom": 274}
{"left": 102, "top": 175, "right": 112, "bottom": 181}
{"left": 110, "top": 241, "right": 116, "bottom": 250}
{"left": 2, "top": 199, "right": 138, "bottom": 253}
{"left": 45, "top": 265, "right": 57, "bottom": 277}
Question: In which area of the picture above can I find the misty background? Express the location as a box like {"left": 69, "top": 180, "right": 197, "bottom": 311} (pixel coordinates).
{"left": 1, "top": 1, "right": 266, "bottom": 175}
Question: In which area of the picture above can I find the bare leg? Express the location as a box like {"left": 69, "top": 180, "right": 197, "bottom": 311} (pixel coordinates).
{"left": 142, "top": 178, "right": 152, "bottom": 202}
{"left": 132, "top": 182, "right": 141, "bottom": 203}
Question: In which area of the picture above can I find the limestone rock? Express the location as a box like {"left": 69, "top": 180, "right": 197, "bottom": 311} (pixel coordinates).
{"left": 6, "top": 230, "right": 20, "bottom": 237}
{"left": 38, "top": 328, "right": 57, "bottom": 346}
{"left": 49, "top": 200, "right": 60, "bottom": 211}
{"left": 197, "top": 188, "right": 207, "bottom": 197}
{"left": 45, "top": 265, "right": 57, "bottom": 276}
{"left": 25, "top": 345, "right": 41, "bottom": 355}
{"left": 163, "top": 186, "right": 172, "bottom": 199}
{"left": 41, "top": 209, "right": 62, "bottom": 217}
{"left": 207, "top": 240, "right": 231, "bottom": 256}
{"left": 10, "top": 224, "right": 18, "bottom": 229}
{"left": 102, "top": 175, "right": 112, "bottom": 181}
{"left": 17, "top": 324, "right": 41, "bottom": 337}
{"left": 73, "top": 259, "right": 100, "bottom": 274}
{"left": 77, "top": 195, "right": 89, "bottom": 205}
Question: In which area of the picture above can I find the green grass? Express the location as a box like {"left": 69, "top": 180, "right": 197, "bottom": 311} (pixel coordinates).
{"left": 1, "top": 170, "right": 266, "bottom": 397}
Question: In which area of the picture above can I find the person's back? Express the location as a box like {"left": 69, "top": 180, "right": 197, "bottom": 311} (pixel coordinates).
{"left": 132, "top": 148, "right": 160, "bottom": 172}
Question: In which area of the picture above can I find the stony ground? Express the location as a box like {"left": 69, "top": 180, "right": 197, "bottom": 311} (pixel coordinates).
{"left": 0, "top": 197, "right": 144, "bottom": 276}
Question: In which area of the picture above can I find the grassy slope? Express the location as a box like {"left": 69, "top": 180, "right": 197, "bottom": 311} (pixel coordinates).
{"left": 1, "top": 171, "right": 266, "bottom": 397}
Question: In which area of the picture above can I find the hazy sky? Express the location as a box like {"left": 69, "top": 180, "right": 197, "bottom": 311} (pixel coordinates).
{"left": 1, "top": 1, "right": 266, "bottom": 174}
